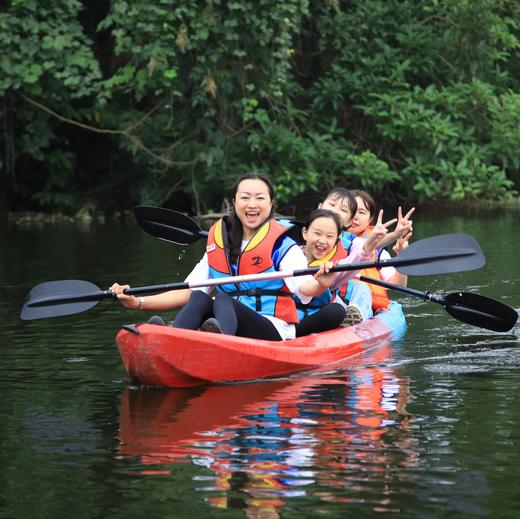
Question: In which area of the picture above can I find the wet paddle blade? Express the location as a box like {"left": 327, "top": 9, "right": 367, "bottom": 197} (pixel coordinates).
{"left": 134, "top": 206, "right": 207, "bottom": 245}
{"left": 444, "top": 292, "right": 518, "bottom": 332}
{"left": 396, "top": 233, "right": 485, "bottom": 275}
{"left": 21, "top": 280, "right": 104, "bottom": 320}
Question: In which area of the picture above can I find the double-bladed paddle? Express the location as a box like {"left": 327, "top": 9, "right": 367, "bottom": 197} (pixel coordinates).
{"left": 359, "top": 275, "right": 518, "bottom": 332}
{"left": 20, "top": 232, "right": 485, "bottom": 321}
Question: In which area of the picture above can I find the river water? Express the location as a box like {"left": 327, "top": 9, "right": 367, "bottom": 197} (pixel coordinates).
{"left": 2, "top": 210, "right": 519, "bottom": 518}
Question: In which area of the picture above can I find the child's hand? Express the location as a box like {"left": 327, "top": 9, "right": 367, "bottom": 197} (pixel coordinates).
{"left": 394, "top": 206, "right": 415, "bottom": 239}
{"left": 364, "top": 210, "right": 395, "bottom": 253}
{"left": 314, "top": 260, "right": 336, "bottom": 288}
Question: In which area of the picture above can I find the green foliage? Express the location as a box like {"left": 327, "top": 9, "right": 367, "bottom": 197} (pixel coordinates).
{"left": 0, "top": 0, "right": 101, "bottom": 97}
{"left": 0, "top": 0, "right": 101, "bottom": 210}
{"left": 1, "top": 0, "right": 520, "bottom": 214}
{"left": 305, "top": 0, "right": 519, "bottom": 202}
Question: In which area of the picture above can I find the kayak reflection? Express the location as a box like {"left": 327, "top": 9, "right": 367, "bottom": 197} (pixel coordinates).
{"left": 118, "top": 344, "right": 416, "bottom": 515}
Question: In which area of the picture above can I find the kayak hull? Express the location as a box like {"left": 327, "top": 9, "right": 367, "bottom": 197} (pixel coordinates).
{"left": 115, "top": 302, "right": 406, "bottom": 388}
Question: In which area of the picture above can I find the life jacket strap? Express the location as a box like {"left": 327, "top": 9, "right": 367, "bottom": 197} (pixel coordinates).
{"left": 228, "top": 289, "right": 292, "bottom": 312}
{"left": 295, "top": 301, "right": 323, "bottom": 318}
{"left": 337, "top": 294, "right": 350, "bottom": 305}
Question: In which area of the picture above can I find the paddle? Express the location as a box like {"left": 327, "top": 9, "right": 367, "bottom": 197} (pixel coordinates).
{"left": 134, "top": 205, "right": 305, "bottom": 245}
{"left": 359, "top": 275, "right": 518, "bottom": 332}
{"left": 134, "top": 206, "right": 208, "bottom": 245}
{"left": 20, "top": 233, "right": 484, "bottom": 320}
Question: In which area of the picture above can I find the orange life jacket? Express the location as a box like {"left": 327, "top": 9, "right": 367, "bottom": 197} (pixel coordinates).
{"left": 350, "top": 225, "right": 391, "bottom": 311}
{"left": 207, "top": 217, "right": 299, "bottom": 323}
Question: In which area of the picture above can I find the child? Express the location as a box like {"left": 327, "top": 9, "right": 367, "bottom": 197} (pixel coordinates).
{"left": 294, "top": 207, "right": 388, "bottom": 336}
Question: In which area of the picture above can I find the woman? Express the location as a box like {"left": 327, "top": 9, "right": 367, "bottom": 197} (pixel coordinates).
{"left": 294, "top": 208, "right": 388, "bottom": 336}
{"left": 111, "top": 172, "right": 338, "bottom": 341}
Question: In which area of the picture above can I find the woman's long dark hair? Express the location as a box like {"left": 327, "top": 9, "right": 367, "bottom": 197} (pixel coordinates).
{"left": 227, "top": 172, "right": 276, "bottom": 263}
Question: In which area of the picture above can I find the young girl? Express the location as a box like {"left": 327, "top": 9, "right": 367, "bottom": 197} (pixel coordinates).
{"left": 111, "top": 172, "right": 338, "bottom": 341}
{"left": 349, "top": 189, "right": 413, "bottom": 312}
{"left": 294, "top": 208, "right": 388, "bottom": 336}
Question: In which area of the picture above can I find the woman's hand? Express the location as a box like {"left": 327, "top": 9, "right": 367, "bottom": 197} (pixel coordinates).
{"left": 393, "top": 231, "right": 412, "bottom": 255}
{"left": 394, "top": 206, "right": 414, "bottom": 239}
{"left": 110, "top": 283, "right": 140, "bottom": 309}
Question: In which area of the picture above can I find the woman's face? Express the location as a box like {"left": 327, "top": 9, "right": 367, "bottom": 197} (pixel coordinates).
{"left": 350, "top": 196, "right": 372, "bottom": 235}
{"left": 233, "top": 178, "right": 273, "bottom": 238}
{"left": 302, "top": 216, "right": 339, "bottom": 261}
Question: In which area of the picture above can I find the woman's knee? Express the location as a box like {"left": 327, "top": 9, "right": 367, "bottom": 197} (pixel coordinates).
{"left": 189, "top": 290, "right": 211, "bottom": 302}
{"left": 187, "top": 290, "right": 213, "bottom": 311}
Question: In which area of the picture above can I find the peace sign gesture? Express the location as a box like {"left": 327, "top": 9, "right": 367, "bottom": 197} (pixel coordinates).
{"left": 394, "top": 206, "right": 415, "bottom": 239}
{"left": 363, "top": 210, "right": 396, "bottom": 254}
{"left": 393, "top": 231, "right": 412, "bottom": 255}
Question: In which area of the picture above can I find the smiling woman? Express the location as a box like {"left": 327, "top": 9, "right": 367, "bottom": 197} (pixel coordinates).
{"left": 232, "top": 177, "right": 274, "bottom": 239}
{"left": 111, "top": 172, "right": 341, "bottom": 341}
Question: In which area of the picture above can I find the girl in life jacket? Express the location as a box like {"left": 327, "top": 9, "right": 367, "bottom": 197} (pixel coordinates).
{"left": 111, "top": 172, "right": 341, "bottom": 341}
{"left": 349, "top": 190, "right": 414, "bottom": 312}
{"left": 293, "top": 208, "right": 389, "bottom": 337}
{"left": 319, "top": 187, "right": 375, "bottom": 324}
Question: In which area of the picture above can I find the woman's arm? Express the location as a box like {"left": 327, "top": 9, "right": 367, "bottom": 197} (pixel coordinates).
{"left": 110, "top": 284, "right": 192, "bottom": 310}
{"left": 110, "top": 253, "right": 211, "bottom": 310}
{"left": 385, "top": 232, "right": 412, "bottom": 287}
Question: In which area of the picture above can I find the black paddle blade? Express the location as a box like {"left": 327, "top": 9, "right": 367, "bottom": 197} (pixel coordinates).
{"left": 396, "top": 233, "right": 485, "bottom": 276}
{"left": 21, "top": 280, "right": 103, "bottom": 320}
{"left": 443, "top": 292, "right": 518, "bottom": 332}
{"left": 134, "top": 206, "right": 207, "bottom": 245}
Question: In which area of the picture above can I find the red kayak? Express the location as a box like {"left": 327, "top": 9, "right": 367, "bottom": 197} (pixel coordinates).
{"left": 115, "top": 302, "right": 406, "bottom": 388}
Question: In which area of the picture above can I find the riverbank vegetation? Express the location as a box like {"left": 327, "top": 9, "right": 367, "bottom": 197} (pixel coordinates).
{"left": 2, "top": 0, "right": 520, "bottom": 218}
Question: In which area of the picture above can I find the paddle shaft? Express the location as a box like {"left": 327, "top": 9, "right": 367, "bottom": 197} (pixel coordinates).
{"left": 26, "top": 247, "right": 476, "bottom": 309}
{"left": 358, "top": 275, "right": 444, "bottom": 303}
{"left": 358, "top": 275, "right": 518, "bottom": 332}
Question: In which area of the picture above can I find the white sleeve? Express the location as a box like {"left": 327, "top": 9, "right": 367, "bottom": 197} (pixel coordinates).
{"left": 184, "top": 253, "right": 213, "bottom": 294}
{"left": 278, "top": 245, "right": 314, "bottom": 304}
{"left": 378, "top": 249, "right": 397, "bottom": 281}
{"left": 186, "top": 245, "right": 315, "bottom": 302}
{"left": 331, "top": 237, "right": 372, "bottom": 289}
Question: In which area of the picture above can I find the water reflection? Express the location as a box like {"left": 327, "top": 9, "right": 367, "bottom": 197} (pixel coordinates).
{"left": 118, "top": 345, "right": 421, "bottom": 515}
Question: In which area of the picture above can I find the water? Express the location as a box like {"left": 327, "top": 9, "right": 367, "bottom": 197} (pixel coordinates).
{"left": 2, "top": 211, "right": 519, "bottom": 518}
